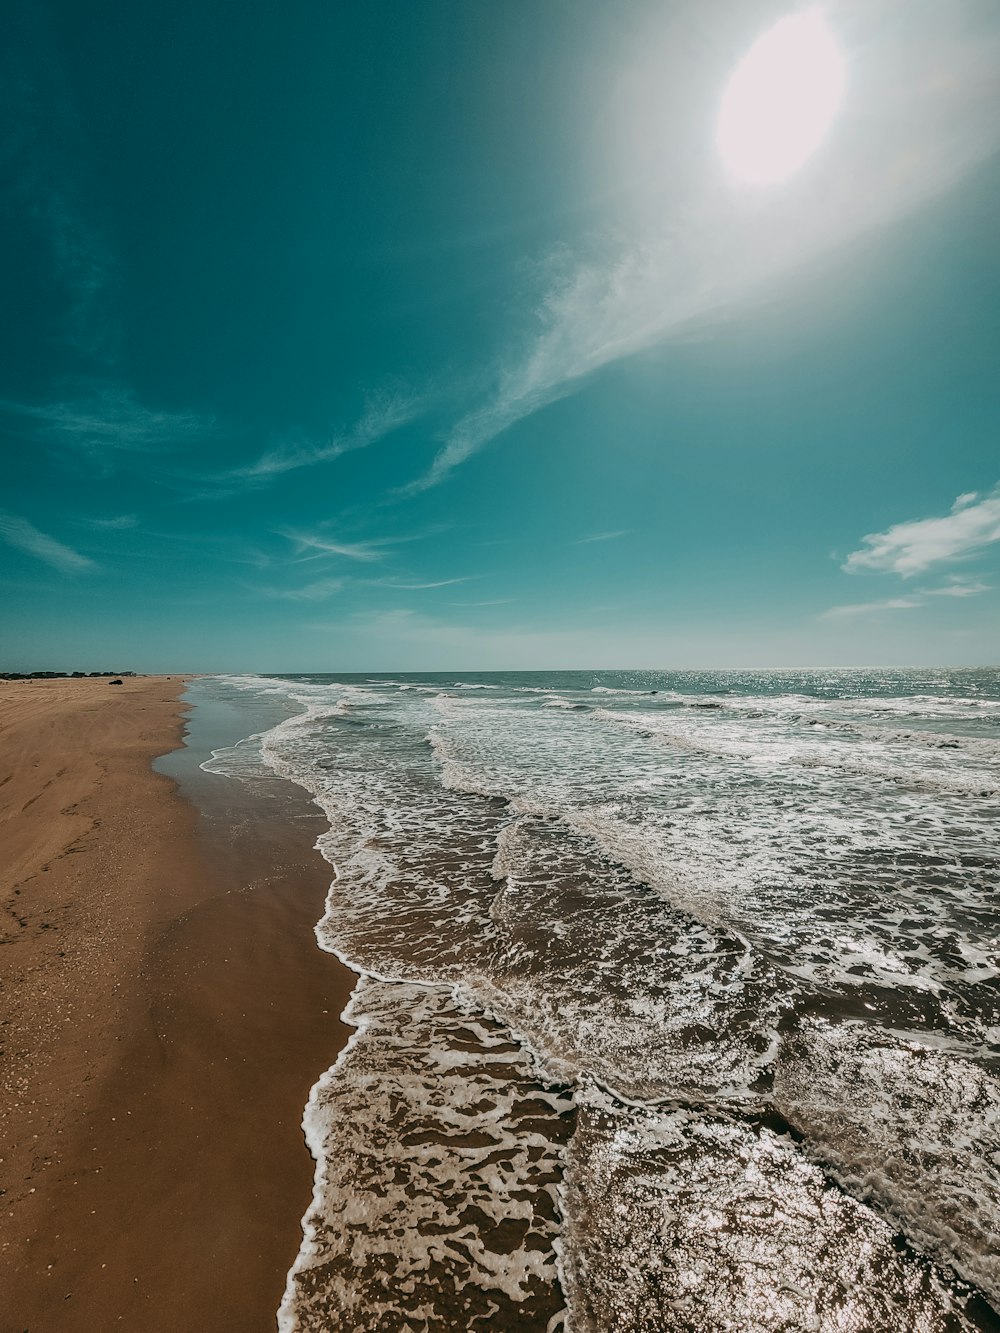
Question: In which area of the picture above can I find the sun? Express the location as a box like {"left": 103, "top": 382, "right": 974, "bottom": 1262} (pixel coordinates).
{"left": 717, "top": 10, "right": 846, "bottom": 185}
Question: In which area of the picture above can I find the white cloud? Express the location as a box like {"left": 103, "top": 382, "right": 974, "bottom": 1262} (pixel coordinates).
{"left": 84, "top": 514, "right": 138, "bottom": 530}
{"left": 843, "top": 488, "right": 1000, "bottom": 577}
{"left": 372, "top": 576, "right": 480, "bottom": 590}
{"left": 260, "top": 577, "right": 344, "bottom": 601}
{"left": 291, "top": 602, "right": 999, "bottom": 671}
{"left": 0, "top": 385, "right": 216, "bottom": 462}
{"left": 573, "top": 529, "right": 632, "bottom": 545}
{"left": 280, "top": 530, "right": 393, "bottom": 563}
{"left": 448, "top": 598, "right": 515, "bottom": 607}
{"left": 0, "top": 510, "right": 95, "bottom": 573}
{"left": 231, "top": 392, "right": 422, "bottom": 482}
{"left": 280, "top": 523, "right": 450, "bottom": 566}
{"left": 920, "top": 577, "right": 991, "bottom": 598}
{"left": 407, "top": 3, "right": 1000, "bottom": 490}
{"left": 819, "top": 597, "right": 923, "bottom": 619}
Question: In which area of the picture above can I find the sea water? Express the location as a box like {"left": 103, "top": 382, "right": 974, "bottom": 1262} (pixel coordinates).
{"left": 198, "top": 669, "right": 1000, "bottom": 1332}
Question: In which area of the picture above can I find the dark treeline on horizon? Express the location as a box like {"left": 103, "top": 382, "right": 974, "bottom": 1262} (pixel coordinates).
{"left": 0, "top": 671, "right": 138, "bottom": 680}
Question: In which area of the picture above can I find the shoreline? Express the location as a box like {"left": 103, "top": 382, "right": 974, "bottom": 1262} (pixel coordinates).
{"left": 2, "top": 676, "right": 357, "bottom": 1331}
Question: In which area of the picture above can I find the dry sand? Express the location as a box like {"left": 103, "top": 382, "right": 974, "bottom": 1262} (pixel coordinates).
{"left": 1, "top": 676, "right": 356, "bottom": 1331}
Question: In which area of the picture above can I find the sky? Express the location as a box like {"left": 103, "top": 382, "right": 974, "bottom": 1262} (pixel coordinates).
{"left": 1, "top": 0, "right": 998, "bottom": 672}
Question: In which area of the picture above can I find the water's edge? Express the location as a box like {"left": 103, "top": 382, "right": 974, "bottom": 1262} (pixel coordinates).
{"left": 198, "top": 670, "right": 1000, "bottom": 1333}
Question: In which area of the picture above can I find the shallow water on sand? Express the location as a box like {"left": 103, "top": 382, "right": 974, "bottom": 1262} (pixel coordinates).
{"left": 199, "top": 669, "right": 1000, "bottom": 1332}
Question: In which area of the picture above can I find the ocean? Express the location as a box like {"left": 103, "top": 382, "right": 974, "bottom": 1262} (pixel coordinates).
{"left": 195, "top": 668, "right": 1000, "bottom": 1332}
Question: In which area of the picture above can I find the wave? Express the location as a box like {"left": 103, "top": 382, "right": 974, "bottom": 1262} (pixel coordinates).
{"left": 593, "top": 707, "right": 1000, "bottom": 798}
{"left": 196, "top": 674, "right": 1000, "bottom": 1329}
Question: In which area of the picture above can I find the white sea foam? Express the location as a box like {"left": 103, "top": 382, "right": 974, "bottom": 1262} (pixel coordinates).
{"left": 199, "top": 670, "right": 1000, "bottom": 1330}
{"left": 278, "top": 979, "right": 572, "bottom": 1332}
{"left": 199, "top": 729, "right": 272, "bottom": 780}
{"left": 775, "top": 1018, "right": 1000, "bottom": 1306}
{"left": 559, "top": 1091, "right": 985, "bottom": 1333}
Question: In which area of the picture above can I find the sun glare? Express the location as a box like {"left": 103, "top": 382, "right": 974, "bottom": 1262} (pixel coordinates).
{"left": 717, "top": 10, "right": 846, "bottom": 185}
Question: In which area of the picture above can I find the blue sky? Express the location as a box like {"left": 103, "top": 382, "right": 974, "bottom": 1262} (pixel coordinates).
{"left": 2, "top": 0, "right": 998, "bottom": 671}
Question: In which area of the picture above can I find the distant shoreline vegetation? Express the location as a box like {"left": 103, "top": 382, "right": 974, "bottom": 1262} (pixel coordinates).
{"left": 0, "top": 671, "right": 138, "bottom": 680}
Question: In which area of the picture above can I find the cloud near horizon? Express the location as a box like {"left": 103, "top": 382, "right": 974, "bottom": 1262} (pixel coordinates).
{"left": 819, "top": 596, "right": 923, "bottom": 620}
{"left": 843, "top": 487, "right": 1000, "bottom": 577}
{"left": 0, "top": 510, "right": 96, "bottom": 573}
{"left": 920, "top": 576, "right": 991, "bottom": 598}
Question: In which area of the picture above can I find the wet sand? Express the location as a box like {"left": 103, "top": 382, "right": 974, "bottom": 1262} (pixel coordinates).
{"left": 1, "top": 677, "right": 356, "bottom": 1331}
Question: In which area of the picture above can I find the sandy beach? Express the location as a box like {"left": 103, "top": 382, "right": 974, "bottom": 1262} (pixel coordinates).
{"left": 1, "top": 677, "right": 356, "bottom": 1332}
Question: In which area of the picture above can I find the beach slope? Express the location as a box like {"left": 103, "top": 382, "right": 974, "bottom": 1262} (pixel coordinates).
{"left": 1, "top": 677, "right": 353, "bottom": 1331}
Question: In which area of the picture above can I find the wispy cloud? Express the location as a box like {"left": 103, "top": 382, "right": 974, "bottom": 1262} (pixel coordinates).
{"left": 448, "top": 598, "right": 515, "bottom": 607}
{"left": 83, "top": 514, "right": 138, "bottom": 530}
{"left": 0, "top": 385, "right": 217, "bottom": 465}
{"left": 259, "top": 577, "right": 344, "bottom": 601}
{"left": 920, "top": 576, "right": 991, "bottom": 598}
{"left": 372, "top": 576, "right": 480, "bottom": 590}
{"left": 406, "top": 5, "right": 1000, "bottom": 490}
{"left": 819, "top": 596, "right": 923, "bottom": 620}
{"left": 573, "top": 529, "right": 631, "bottom": 545}
{"left": 279, "top": 522, "right": 450, "bottom": 565}
{"left": 843, "top": 488, "right": 1000, "bottom": 577}
{"left": 3, "top": 3, "right": 118, "bottom": 361}
{"left": 280, "top": 530, "right": 394, "bottom": 563}
{"left": 230, "top": 392, "right": 422, "bottom": 482}
{"left": 0, "top": 510, "right": 96, "bottom": 573}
